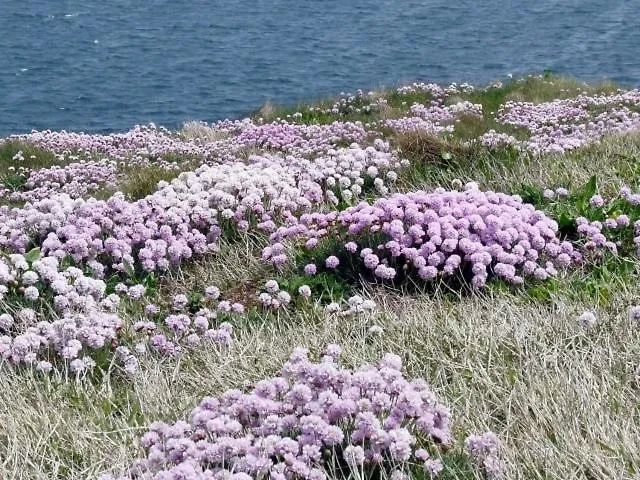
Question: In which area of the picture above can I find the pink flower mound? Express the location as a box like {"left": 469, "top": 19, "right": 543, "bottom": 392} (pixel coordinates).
{"left": 111, "top": 347, "right": 463, "bottom": 479}
{"left": 314, "top": 186, "right": 575, "bottom": 286}
{"left": 385, "top": 93, "right": 482, "bottom": 136}
{"left": 235, "top": 121, "right": 369, "bottom": 155}
{"left": 491, "top": 90, "right": 640, "bottom": 154}
{"left": 0, "top": 160, "right": 118, "bottom": 203}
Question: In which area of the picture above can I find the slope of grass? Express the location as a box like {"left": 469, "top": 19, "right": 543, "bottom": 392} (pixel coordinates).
{"left": 2, "top": 287, "right": 638, "bottom": 479}
{"left": 2, "top": 75, "right": 640, "bottom": 480}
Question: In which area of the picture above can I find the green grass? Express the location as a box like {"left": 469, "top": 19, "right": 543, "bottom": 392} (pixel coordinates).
{"left": 114, "top": 164, "right": 194, "bottom": 200}
{"left": 247, "top": 74, "right": 621, "bottom": 138}
{"left": 0, "top": 141, "right": 70, "bottom": 206}
{"left": 0, "top": 141, "right": 64, "bottom": 176}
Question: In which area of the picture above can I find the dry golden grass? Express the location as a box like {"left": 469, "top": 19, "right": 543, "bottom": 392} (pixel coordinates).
{"left": 258, "top": 100, "right": 277, "bottom": 121}
{"left": 181, "top": 121, "right": 230, "bottom": 142}
{"left": 2, "top": 286, "right": 639, "bottom": 479}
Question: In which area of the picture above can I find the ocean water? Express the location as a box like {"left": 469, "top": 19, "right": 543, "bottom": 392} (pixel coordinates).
{"left": 1, "top": 0, "right": 639, "bottom": 136}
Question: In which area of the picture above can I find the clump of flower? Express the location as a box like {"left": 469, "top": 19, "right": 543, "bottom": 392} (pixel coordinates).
{"left": 105, "top": 347, "right": 495, "bottom": 479}
{"left": 325, "top": 256, "right": 340, "bottom": 269}
{"left": 578, "top": 311, "right": 597, "bottom": 329}
{"left": 298, "top": 285, "right": 312, "bottom": 298}
{"left": 465, "top": 432, "right": 502, "bottom": 478}
{"left": 258, "top": 284, "right": 292, "bottom": 310}
{"left": 274, "top": 186, "right": 578, "bottom": 289}
{"left": 265, "top": 279, "right": 280, "bottom": 294}
{"left": 323, "top": 295, "right": 377, "bottom": 317}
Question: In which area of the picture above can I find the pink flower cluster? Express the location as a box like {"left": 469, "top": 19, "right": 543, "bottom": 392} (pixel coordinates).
{"left": 102, "top": 347, "right": 495, "bottom": 479}
{"left": 0, "top": 252, "right": 237, "bottom": 371}
{"left": 270, "top": 184, "right": 577, "bottom": 287}
{"left": 559, "top": 186, "right": 640, "bottom": 257}
{"left": 234, "top": 121, "right": 369, "bottom": 156}
{"left": 0, "top": 159, "right": 118, "bottom": 202}
{"left": 258, "top": 280, "right": 292, "bottom": 309}
{"left": 0, "top": 141, "right": 403, "bottom": 277}
{"left": 487, "top": 90, "right": 640, "bottom": 154}
{"left": 385, "top": 116, "right": 454, "bottom": 135}
{"left": 11, "top": 125, "right": 200, "bottom": 165}
{"left": 12, "top": 117, "right": 374, "bottom": 169}
{"left": 385, "top": 96, "right": 482, "bottom": 136}
{"left": 323, "top": 295, "right": 377, "bottom": 317}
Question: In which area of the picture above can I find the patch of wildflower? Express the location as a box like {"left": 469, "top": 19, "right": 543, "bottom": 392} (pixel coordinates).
{"left": 273, "top": 184, "right": 577, "bottom": 288}
{"left": 486, "top": 90, "right": 640, "bottom": 154}
{"left": 103, "top": 347, "right": 494, "bottom": 479}
{"left": 465, "top": 432, "right": 503, "bottom": 478}
{"left": 0, "top": 159, "right": 118, "bottom": 203}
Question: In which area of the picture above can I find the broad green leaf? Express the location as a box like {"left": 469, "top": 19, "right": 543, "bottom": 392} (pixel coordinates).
{"left": 24, "top": 247, "right": 41, "bottom": 264}
{"left": 583, "top": 174, "right": 598, "bottom": 199}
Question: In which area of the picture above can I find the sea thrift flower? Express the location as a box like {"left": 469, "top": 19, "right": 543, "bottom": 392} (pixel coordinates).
{"left": 345, "top": 241, "right": 358, "bottom": 253}
{"left": 0, "top": 314, "right": 13, "bottom": 330}
{"left": 107, "top": 347, "right": 478, "bottom": 479}
{"left": 325, "top": 256, "right": 340, "bottom": 269}
{"left": 36, "top": 361, "right": 53, "bottom": 374}
{"left": 145, "top": 304, "right": 160, "bottom": 315}
{"left": 298, "top": 285, "right": 312, "bottom": 298}
{"left": 231, "top": 302, "right": 245, "bottom": 313}
{"left": 277, "top": 291, "right": 291, "bottom": 305}
{"left": 21, "top": 270, "right": 39, "bottom": 285}
{"left": 304, "top": 264, "right": 317, "bottom": 276}
{"left": 204, "top": 285, "right": 220, "bottom": 300}
{"left": 172, "top": 294, "right": 189, "bottom": 311}
{"left": 578, "top": 311, "right": 597, "bottom": 328}
{"left": 465, "top": 432, "right": 502, "bottom": 478}
{"left": 589, "top": 194, "right": 605, "bottom": 208}
{"left": 127, "top": 284, "right": 146, "bottom": 300}
{"left": 265, "top": 280, "right": 279, "bottom": 294}
{"left": 218, "top": 300, "right": 232, "bottom": 312}
{"left": 23, "top": 286, "right": 40, "bottom": 301}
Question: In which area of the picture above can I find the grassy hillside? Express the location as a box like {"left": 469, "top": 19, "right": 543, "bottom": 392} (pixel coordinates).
{"left": 1, "top": 74, "right": 639, "bottom": 480}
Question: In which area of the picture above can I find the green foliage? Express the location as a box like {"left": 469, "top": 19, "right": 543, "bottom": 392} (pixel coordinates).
{"left": 514, "top": 174, "right": 640, "bottom": 305}
{"left": 116, "top": 164, "right": 189, "bottom": 200}
{"left": 24, "top": 247, "right": 41, "bottom": 264}
{"left": 276, "top": 272, "right": 353, "bottom": 303}
{"left": 1, "top": 171, "right": 27, "bottom": 191}
{"left": 385, "top": 90, "right": 434, "bottom": 109}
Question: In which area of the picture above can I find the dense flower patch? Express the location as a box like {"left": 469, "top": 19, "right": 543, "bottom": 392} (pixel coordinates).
{"left": 10, "top": 119, "right": 372, "bottom": 166}
{"left": 0, "top": 142, "right": 403, "bottom": 274}
{"left": 100, "top": 347, "right": 501, "bottom": 479}
{"left": 0, "top": 251, "right": 237, "bottom": 372}
{"left": 0, "top": 159, "right": 118, "bottom": 202}
{"left": 269, "top": 184, "right": 578, "bottom": 287}
{"left": 481, "top": 89, "right": 640, "bottom": 154}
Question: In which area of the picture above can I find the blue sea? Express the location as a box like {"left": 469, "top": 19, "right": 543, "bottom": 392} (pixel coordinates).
{"left": 1, "top": 0, "right": 639, "bottom": 136}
